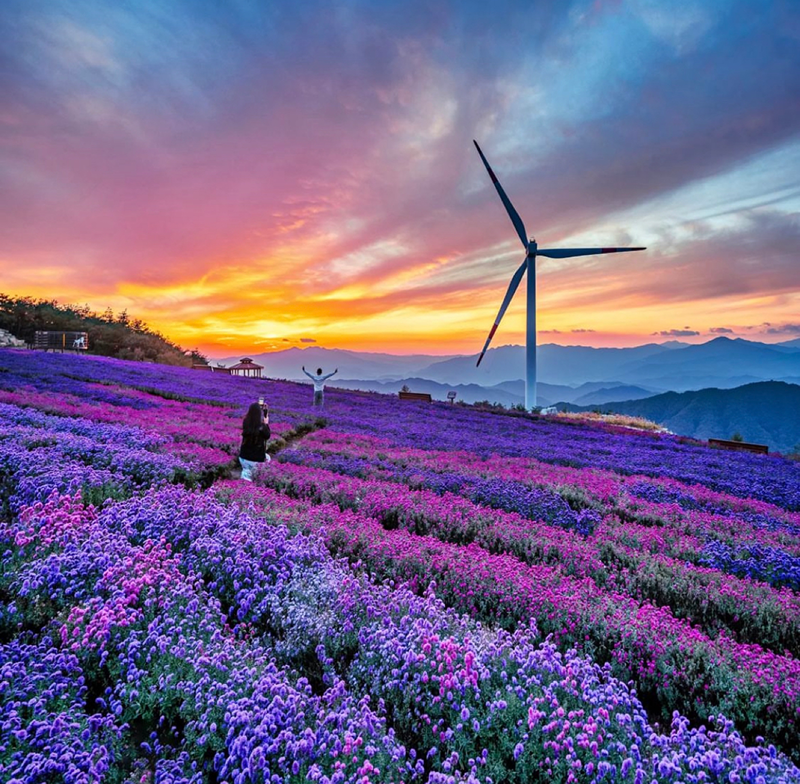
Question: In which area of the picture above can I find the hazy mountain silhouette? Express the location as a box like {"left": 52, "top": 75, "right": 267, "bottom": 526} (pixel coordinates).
{"left": 562, "top": 381, "right": 800, "bottom": 454}
{"left": 330, "top": 378, "right": 658, "bottom": 408}
{"left": 570, "top": 384, "right": 655, "bottom": 406}
{"left": 416, "top": 343, "right": 677, "bottom": 386}
{"left": 609, "top": 337, "right": 800, "bottom": 391}
{"left": 216, "top": 346, "right": 458, "bottom": 381}
{"left": 216, "top": 337, "right": 800, "bottom": 400}
{"left": 775, "top": 337, "right": 800, "bottom": 350}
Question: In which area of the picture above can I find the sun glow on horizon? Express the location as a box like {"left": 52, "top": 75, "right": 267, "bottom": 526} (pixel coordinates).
{"left": 2, "top": 1, "right": 798, "bottom": 357}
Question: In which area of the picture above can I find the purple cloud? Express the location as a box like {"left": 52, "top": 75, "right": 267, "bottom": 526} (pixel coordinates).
{"left": 652, "top": 329, "right": 700, "bottom": 337}
{"left": 0, "top": 0, "right": 798, "bottom": 353}
{"left": 765, "top": 324, "right": 800, "bottom": 335}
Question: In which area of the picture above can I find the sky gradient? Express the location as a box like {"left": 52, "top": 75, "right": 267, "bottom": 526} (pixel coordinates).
{"left": 2, "top": 0, "right": 799, "bottom": 357}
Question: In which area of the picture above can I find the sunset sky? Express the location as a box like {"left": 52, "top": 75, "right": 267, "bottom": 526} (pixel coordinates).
{"left": 2, "top": 0, "right": 799, "bottom": 357}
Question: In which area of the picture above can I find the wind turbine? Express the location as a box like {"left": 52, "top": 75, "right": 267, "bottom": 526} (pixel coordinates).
{"left": 473, "top": 140, "right": 646, "bottom": 410}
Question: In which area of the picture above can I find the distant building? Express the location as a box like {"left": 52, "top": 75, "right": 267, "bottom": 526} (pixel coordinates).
{"left": 229, "top": 357, "right": 263, "bottom": 378}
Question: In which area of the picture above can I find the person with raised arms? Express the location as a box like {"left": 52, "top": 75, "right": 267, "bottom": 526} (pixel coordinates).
{"left": 302, "top": 366, "right": 338, "bottom": 407}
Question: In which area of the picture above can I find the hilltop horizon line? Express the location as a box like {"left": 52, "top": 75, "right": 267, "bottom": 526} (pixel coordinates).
{"left": 208, "top": 335, "right": 796, "bottom": 362}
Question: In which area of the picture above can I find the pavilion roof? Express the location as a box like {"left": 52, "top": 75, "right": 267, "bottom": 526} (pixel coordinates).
{"left": 229, "top": 357, "right": 263, "bottom": 370}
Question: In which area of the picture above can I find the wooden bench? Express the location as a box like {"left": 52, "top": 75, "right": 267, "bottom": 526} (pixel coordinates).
{"left": 398, "top": 391, "right": 432, "bottom": 402}
{"left": 708, "top": 437, "right": 769, "bottom": 455}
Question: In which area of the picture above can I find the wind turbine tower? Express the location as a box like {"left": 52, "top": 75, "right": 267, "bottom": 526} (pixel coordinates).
{"left": 473, "top": 140, "right": 646, "bottom": 410}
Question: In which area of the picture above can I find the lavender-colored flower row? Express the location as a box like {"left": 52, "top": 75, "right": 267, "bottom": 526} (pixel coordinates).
{"left": 0, "top": 637, "right": 125, "bottom": 782}
{"left": 278, "top": 448, "right": 599, "bottom": 535}
{"left": 251, "top": 458, "right": 800, "bottom": 658}
{"left": 0, "top": 404, "right": 190, "bottom": 514}
{"left": 218, "top": 478, "right": 800, "bottom": 756}
{"left": 277, "top": 442, "right": 800, "bottom": 593}
{"left": 300, "top": 429, "right": 800, "bottom": 548}
{"left": 291, "top": 431, "right": 800, "bottom": 586}
{"left": 2, "top": 348, "right": 798, "bottom": 510}
{"left": 699, "top": 541, "right": 800, "bottom": 591}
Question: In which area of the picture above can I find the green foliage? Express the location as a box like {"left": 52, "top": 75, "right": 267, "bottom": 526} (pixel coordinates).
{"left": 731, "top": 431, "right": 744, "bottom": 442}
{"left": 0, "top": 293, "right": 206, "bottom": 367}
{"left": 80, "top": 481, "right": 130, "bottom": 508}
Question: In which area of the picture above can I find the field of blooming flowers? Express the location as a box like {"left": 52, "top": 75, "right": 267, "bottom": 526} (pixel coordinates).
{"left": 1, "top": 348, "right": 799, "bottom": 784}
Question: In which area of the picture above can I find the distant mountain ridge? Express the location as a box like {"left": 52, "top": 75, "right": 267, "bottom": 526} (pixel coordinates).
{"left": 330, "top": 378, "right": 659, "bottom": 408}
{"left": 218, "top": 337, "right": 800, "bottom": 399}
{"left": 608, "top": 337, "right": 800, "bottom": 391}
{"left": 216, "top": 346, "right": 459, "bottom": 382}
{"left": 561, "top": 381, "right": 800, "bottom": 454}
{"left": 217, "top": 339, "right": 800, "bottom": 451}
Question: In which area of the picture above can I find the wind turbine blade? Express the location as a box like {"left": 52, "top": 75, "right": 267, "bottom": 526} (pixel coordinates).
{"left": 537, "top": 247, "right": 646, "bottom": 259}
{"left": 476, "top": 258, "right": 528, "bottom": 367}
{"left": 474, "top": 140, "right": 528, "bottom": 249}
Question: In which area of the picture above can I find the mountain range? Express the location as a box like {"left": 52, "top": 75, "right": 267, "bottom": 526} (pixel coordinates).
{"left": 562, "top": 381, "right": 800, "bottom": 455}
{"left": 214, "top": 338, "right": 800, "bottom": 451}
{"left": 217, "top": 337, "right": 800, "bottom": 402}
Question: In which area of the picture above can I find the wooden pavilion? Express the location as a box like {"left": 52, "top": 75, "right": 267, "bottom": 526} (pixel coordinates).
{"left": 228, "top": 358, "right": 263, "bottom": 378}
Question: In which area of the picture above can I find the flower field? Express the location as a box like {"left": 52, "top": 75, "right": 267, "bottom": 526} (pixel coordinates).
{"left": 1, "top": 349, "right": 799, "bottom": 783}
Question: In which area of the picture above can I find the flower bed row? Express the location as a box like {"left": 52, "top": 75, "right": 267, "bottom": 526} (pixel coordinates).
{"left": 289, "top": 432, "right": 800, "bottom": 588}
{"left": 217, "top": 478, "right": 800, "bottom": 756}
{"left": 299, "top": 430, "right": 800, "bottom": 552}
{"left": 7, "top": 479, "right": 798, "bottom": 781}
{"left": 0, "top": 402, "right": 190, "bottom": 514}
{"left": 255, "top": 459, "right": 800, "bottom": 658}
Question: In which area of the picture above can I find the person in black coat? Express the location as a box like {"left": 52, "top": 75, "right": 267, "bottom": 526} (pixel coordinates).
{"left": 238, "top": 401, "right": 271, "bottom": 481}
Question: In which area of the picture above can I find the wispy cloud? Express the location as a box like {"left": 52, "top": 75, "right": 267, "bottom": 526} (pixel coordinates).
{"left": 1, "top": 0, "right": 798, "bottom": 353}
{"left": 765, "top": 323, "right": 800, "bottom": 336}
{"left": 652, "top": 328, "right": 700, "bottom": 337}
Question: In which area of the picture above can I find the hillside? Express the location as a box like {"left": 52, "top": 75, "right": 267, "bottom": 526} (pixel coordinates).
{"left": 1, "top": 348, "right": 800, "bottom": 778}
{"left": 610, "top": 337, "right": 800, "bottom": 391}
{"left": 0, "top": 293, "right": 203, "bottom": 366}
{"left": 564, "top": 380, "right": 800, "bottom": 453}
